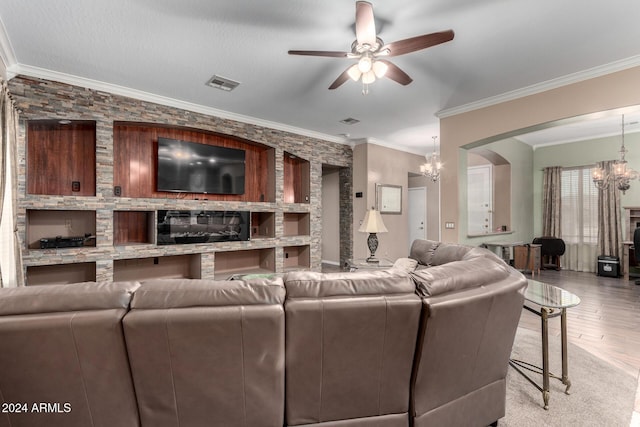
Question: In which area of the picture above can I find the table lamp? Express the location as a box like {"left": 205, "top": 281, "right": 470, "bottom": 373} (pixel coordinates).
{"left": 358, "top": 207, "right": 388, "bottom": 263}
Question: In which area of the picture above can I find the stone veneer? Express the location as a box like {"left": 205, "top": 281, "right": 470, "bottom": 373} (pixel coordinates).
{"left": 9, "top": 75, "right": 353, "bottom": 282}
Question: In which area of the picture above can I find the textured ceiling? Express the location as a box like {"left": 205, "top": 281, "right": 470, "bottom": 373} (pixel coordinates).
{"left": 1, "top": 0, "right": 640, "bottom": 154}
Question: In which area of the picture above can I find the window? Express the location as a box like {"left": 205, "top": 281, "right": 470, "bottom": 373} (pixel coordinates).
{"left": 561, "top": 166, "right": 598, "bottom": 245}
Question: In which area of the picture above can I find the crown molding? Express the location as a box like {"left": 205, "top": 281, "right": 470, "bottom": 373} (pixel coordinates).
{"left": 436, "top": 55, "right": 640, "bottom": 119}
{"left": 359, "top": 137, "right": 428, "bottom": 157}
{"left": 0, "top": 16, "right": 17, "bottom": 80}
{"left": 10, "top": 64, "right": 350, "bottom": 146}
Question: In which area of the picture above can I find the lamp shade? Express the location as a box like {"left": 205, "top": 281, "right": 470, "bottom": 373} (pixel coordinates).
{"left": 358, "top": 208, "right": 388, "bottom": 233}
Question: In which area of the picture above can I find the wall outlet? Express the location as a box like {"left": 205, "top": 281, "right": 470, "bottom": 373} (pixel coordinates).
{"left": 71, "top": 181, "right": 80, "bottom": 192}
{"left": 65, "top": 219, "right": 72, "bottom": 230}
{"left": 445, "top": 222, "right": 455, "bottom": 229}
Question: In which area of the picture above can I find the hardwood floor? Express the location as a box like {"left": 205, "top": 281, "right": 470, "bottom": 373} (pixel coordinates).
{"left": 518, "top": 269, "right": 640, "bottom": 420}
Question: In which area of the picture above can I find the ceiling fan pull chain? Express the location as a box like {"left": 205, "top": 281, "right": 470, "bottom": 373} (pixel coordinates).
{"left": 362, "top": 82, "right": 369, "bottom": 95}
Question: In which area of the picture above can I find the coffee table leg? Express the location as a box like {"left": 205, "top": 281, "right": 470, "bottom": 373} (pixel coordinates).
{"left": 561, "top": 308, "right": 572, "bottom": 394}
{"left": 541, "top": 307, "right": 550, "bottom": 410}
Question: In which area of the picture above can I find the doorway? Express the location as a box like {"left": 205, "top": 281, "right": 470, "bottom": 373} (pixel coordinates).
{"left": 321, "top": 166, "right": 341, "bottom": 267}
{"left": 467, "top": 164, "right": 493, "bottom": 235}
{"left": 408, "top": 187, "right": 427, "bottom": 251}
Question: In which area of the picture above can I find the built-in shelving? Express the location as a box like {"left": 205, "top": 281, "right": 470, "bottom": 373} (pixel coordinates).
{"left": 26, "top": 209, "right": 96, "bottom": 249}
{"left": 22, "top": 120, "right": 315, "bottom": 283}
{"left": 27, "top": 120, "right": 96, "bottom": 196}
{"left": 114, "top": 211, "right": 155, "bottom": 245}
{"left": 114, "top": 254, "right": 202, "bottom": 281}
{"left": 27, "top": 262, "right": 96, "bottom": 286}
{"left": 283, "top": 245, "right": 310, "bottom": 271}
{"left": 214, "top": 248, "right": 276, "bottom": 279}
{"left": 284, "top": 152, "right": 310, "bottom": 204}
{"left": 251, "top": 212, "right": 276, "bottom": 239}
{"left": 283, "top": 212, "right": 311, "bottom": 237}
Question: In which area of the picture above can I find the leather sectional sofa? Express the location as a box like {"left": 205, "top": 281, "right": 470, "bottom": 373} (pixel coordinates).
{"left": 0, "top": 240, "right": 526, "bottom": 427}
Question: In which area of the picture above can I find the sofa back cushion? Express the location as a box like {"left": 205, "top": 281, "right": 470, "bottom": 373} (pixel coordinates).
{"left": 0, "top": 280, "right": 139, "bottom": 315}
{"left": 409, "top": 239, "right": 441, "bottom": 266}
{"left": 0, "top": 282, "right": 140, "bottom": 427}
{"left": 411, "top": 272, "right": 527, "bottom": 426}
{"left": 283, "top": 271, "right": 421, "bottom": 425}
{"left": 123, "top": 278, "right": 285, "bottom": 427}
{"left": 410, "top": 256, "right": 510, "bottom": 297}
{"left": 283, "top": 269, "right": 415, "bottom": 298}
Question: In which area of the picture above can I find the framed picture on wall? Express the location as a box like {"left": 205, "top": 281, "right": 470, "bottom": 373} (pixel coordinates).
{"left": 376, "top": 184, "right": 402, "bottom": 214}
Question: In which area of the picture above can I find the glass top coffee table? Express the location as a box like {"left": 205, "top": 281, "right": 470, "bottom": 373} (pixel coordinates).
{"left": 510, "top": 279, "right": 581, "bottom": 410}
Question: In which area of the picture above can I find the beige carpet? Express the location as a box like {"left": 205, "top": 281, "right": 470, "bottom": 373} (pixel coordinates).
{"left": 503, "top": 327, "right": 636, "bottom": 426}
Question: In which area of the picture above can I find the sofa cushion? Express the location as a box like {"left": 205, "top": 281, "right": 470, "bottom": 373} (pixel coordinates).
{"left": 410, "top": 239, "right": 441, "bottom": 266}
{"left": 393, "top": 257, "right": 419, "bottom": 272}
{"left": 430, "top": 243, "right": 474, "bottom": 266}
{"left": 0, "top": 281, "right": 140, "bottom": 316}
{"left": 284, "top": 269, "right": 415, "bottom": 299}
{"left": 410, "top": 257, "right": 510, "bottom": 297}
{"left": 132, "top": 277, "right": 285, "bottom": 309}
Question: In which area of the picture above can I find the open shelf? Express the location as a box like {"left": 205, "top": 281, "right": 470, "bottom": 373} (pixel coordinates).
{"left": 114, "top": 211, "right": 155, "bottom": 245}
{"left": 214, "top": 248, "right": 276, "bottom": 279}
{"left": 113, "top": 254, "right": 202, "bottom": 281}
{"left": 283, "top": 212, "right": 310, "bottom": 236}
{"left": 251, "top": 212, "right": 275, "bottom": 239}
{"left": 27, "top": 120, "right": 96, "bottom": 196}
{"left": 26, "top": 209, "right": 96, "bottom": 249}
{"left": 283, "top": 245, "right": 310, "bottom": 271}
{"left": 26, "top": 262, "right": 96, "bottom": 286}
{"left": 284, "top": 152, "right": 310, "bottom": 204}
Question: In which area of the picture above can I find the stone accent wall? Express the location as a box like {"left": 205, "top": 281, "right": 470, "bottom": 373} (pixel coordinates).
{"left": 9, "top": 76, "right": 353, "bottom": 282}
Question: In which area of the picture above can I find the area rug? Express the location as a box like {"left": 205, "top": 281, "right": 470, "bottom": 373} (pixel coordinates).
{"left": 503, "top": 327, "right": 636, "bottom": 426}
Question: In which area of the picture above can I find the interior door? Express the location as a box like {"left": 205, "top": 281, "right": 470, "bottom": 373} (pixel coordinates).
{"left": 467, "top": 165, "right": 493, "bottom": 235}
{"left": 408, "top": 187, "right": 427, "bottom": 250}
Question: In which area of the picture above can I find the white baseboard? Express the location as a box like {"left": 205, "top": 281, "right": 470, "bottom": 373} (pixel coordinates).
{"left": 321, "top": 260, "right": 340, "bottom": 266}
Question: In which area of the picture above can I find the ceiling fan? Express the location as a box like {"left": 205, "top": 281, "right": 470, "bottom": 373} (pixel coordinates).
{"left": 288, "top": 1, "right": 454, "bottom": 94}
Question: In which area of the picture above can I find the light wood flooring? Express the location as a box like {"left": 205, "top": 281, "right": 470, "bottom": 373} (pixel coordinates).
{"left": 322, "top": 263, "right": 640, "bottom": 420}
{"left": 517, "top": 269, "right": 640, "bottom": 420}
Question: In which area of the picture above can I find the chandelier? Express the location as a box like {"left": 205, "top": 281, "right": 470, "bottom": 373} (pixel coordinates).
{"left": 420, "top": 136, "right": 442, "bottom": 182}
{"left": 592, "top": 115, "right": 639, "bottom": 194}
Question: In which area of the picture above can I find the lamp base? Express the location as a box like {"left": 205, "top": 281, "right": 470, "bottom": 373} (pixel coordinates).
{"left": 367, "top": 232, "right": 380, "bottom": 263}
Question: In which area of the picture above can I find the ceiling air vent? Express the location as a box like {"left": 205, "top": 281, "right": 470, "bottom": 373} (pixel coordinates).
{"left": 339, "top": 117, "right": 360, "bottom": 125}
{"left": 206, "top": 75, "right": 240, "bottom": 92}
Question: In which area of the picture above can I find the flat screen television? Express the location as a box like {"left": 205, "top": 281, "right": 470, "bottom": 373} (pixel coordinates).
{"left": 157, "top": 137, "right": 245, "bottom": 195}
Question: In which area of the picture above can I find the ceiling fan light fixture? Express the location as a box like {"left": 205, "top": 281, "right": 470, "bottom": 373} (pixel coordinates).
{"left": 362, "top": 70, "right": 376, "bottom": 84}
{"left": 347, "top": 64, "right": 362, "bottom": 81}
{"left": 358, "top": 55, "right": 373, "bottom": 73}
{"left": 372, "top": 60, "right": 388, "bottom": 78}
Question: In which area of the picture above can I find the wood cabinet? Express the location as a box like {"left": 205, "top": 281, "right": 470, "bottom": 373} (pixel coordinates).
{"left": 514, "top": 244, "right": 541, "bottom": 277}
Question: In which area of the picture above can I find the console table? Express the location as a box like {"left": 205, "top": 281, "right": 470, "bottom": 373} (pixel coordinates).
{"left": 510, "top": 280, "right": 581, "bottom": 410}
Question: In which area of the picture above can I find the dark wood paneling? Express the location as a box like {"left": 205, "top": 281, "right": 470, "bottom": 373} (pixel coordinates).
{"left": 114, "top": 211, "right": 151, "bottom": 245}
{"left": 284, "top": 152, "right": 310, "bottom": 203}
{"left": 113, "top": 123, "right": 272, "bottom": 202}
{"left": 27, "top": 121, "right": 96, "bottom": 196}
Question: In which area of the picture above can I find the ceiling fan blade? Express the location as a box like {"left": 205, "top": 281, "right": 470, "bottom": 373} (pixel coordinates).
{"left": 379, "top": 60, "right": 413, "bottom": 85}
{"left": 382, "top": 30, "right": 454, "bottom": 57}
{"left": 355, "top": 1, "right": 377, "bottom": 46}
{"left": 288, "top": 50, "right": 350, "bottom": 58}
{"left": 328, "top": 67, "right": 353, "bottom": 90}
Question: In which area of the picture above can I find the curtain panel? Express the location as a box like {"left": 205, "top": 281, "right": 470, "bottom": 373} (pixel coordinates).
{"left": 542, "top": 166, "right": 562, "bottom": 237}
{"left": 0, "top": 81, "right": 23, "bottom": 287}
{"left": 596, "top": 160, "right": 623, "bottom": 258}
